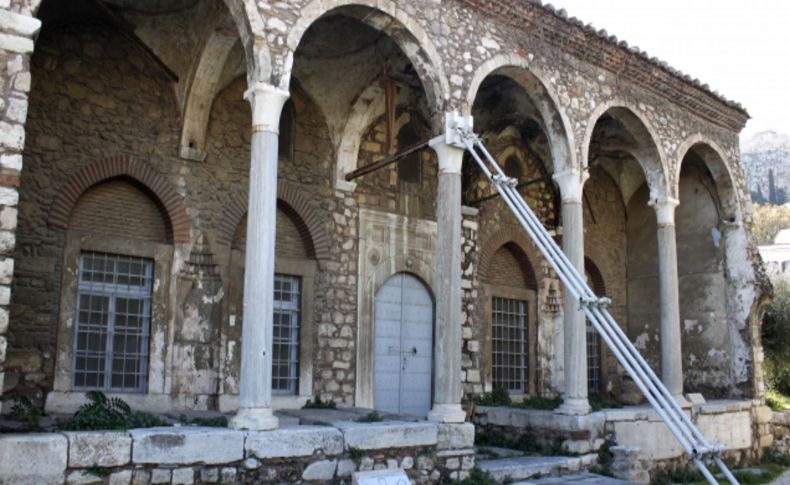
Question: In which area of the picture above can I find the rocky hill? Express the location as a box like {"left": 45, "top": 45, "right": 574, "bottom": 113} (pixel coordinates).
{"left": 741, "top": 130, "right": 790, "bottom": 204}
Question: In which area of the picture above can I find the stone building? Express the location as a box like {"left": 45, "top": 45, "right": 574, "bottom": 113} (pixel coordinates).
{"left": 0, "top": 0, "right": 774, "bottom": 482}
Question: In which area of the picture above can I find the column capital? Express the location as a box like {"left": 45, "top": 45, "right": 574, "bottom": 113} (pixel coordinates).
{"left": 244, "top": 82, "right": 290, "bottom": 133}
{"left": 649, "top": 197, "right": 680, "bottom": 226}
{"left": 429, "top": 136, "right": 466, "bottom": 175}
{"left": 552, "top": 169, "right": 589, "bottom": 204}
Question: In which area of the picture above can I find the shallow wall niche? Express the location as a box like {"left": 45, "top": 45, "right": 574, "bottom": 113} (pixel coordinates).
{"left": 676, "top": 162, "right": 730, "bottom": 396}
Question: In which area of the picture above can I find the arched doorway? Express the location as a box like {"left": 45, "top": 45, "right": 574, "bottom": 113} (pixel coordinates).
{"left": 373, "top": 273, "right": 434, "bottom": 417}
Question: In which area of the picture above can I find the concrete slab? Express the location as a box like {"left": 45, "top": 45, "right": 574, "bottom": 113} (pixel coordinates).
{"left": 513, "top": 472, "right": 639, "bottom": 484}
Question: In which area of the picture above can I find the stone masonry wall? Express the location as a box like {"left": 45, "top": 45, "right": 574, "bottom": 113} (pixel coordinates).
{"left": 0, "top": 421, "right": 476, "bottom": 484}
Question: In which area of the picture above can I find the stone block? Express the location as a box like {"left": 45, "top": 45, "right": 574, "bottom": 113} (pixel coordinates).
{"left": 0, "top": 33, "right": 34, "bottom": 54}
{"left": 437, "top": 423, "right": 475, "bottom": 450}
{"left": 109, "top": 469, "right": 132, "bottom": 485}
{"left": 337, "top": 421, "right": 437, "bottom": 450}
{"left": 246, "top": 425, "right": 343, "bottom": 458}
{"left": 338, "top": 459, "right": 357, "bottom": 477}
{"left": 131, "top": 469, "right": 150, "bottom": 485}
{"left": 0, "top": 122, "right": 24, "bottom": 150}
{"left": 200, "top": 468, "right": 219, "bottom": 483}
{"left": 352, "top": 469, "right": 410, "bottom": 485}
{"left": 0, "top": 9, "right": 41, "bottom": 37}
{"left": 612, "top": 420, "right": 683, "bottom": 460}
{"left": 66, "top": 431, "right": 131, "bottom": 467}
{"left": 130, "top": 427, "right": 244, "bottom": 464}
{"left": 696, "top": 410, "right": 752, "bottom": 449}
{"left": 0, "top": 433, "right": 68, "bottom": 484}
{"left": 150, "top": 468, "right": 171, "bottom": 484}
{"left": 302, "top": 459, "right": 337, "bottom": 480}
{"left": 220, "top": 468, "right": 237, "bottom": 483}
{"left": 171, "top": 467, "right": 194, "bottom": 485}
{"left": 0, "top": 154, "right": 22, "bottom": 171}
{"left": 66, "top": 470, "right": 103, "bottom": 485}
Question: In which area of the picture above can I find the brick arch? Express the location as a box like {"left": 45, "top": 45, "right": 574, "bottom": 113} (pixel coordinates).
{"left": 48, "top": 155, "right": 189, "bottom": 244}
{"left": 216, "top": 181, "right": 330, "bottom": 261}
{"left": 478, "top": 228, "right": 542, "bottom": 291}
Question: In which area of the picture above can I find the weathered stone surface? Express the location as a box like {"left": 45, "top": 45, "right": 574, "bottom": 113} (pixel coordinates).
{"left": 66, "top": 470, "right": 103, "bottom": 485}
{"left": 108, "top": 469, "right": 132, "bottom": 485}
{"left": 437, "top": 423, "right": 475, "bottom": 450}
{"left": 0, "top": 433, "right": 67, "bottom": 485}
{"left": 245, "top": 425, "right": 344, "bottom": 458}
{"left": 66, "top": 431, "right": 131, "bottom": 467}
{"left": 130, "top": 427, "right": 243, "bottom": 464}
{"left": 171, "top": 467, "right": 194, "bottom": 485}
{"left": 337, "top": 421, "right": 438, "bottom": 450}
{"left": 302, "top": 459, "right": 337, "bottom": 481}
{"left": 149, "top": 469, "right": 171, "bottom": 484}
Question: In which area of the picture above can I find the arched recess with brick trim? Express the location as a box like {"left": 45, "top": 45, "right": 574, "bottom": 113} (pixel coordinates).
{"left": 478, "top": 228, "right": 543, "bottom": 290}
{"left": 478, "top": 228, "right": 542, "bottom": 396}
{"left": 48, "top": 155, "right": 189, "bottom": 244}
{"left": 216, "top": 182, "right": 330, "bottom": 261}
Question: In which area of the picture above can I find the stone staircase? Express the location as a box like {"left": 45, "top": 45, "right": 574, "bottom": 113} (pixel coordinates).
{"left": 475, "top": 447, "right": 637, "bottom": 484}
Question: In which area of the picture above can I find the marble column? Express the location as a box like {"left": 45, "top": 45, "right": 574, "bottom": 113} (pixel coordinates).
{"left": 427, "top": 121, "right": 467, "bottom": 424}
{"left": 554, "top": 169, "right": 591, "bottom": 415}
{"left": 229, "top": 82, "right": 289, "bottom": 431}
{"left": 651, "top": 197, "right": 685, "bottom": 400}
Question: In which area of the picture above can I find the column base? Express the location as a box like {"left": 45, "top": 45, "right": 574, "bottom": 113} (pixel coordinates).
{"left": 229, "top": 407, "right": 279, "bottom": 431}
{"left": 427, "top": 404, "right": 466, "bottom": 423}
{"left": 556, "top": 398, "right": 591, "bottom": 416}
{"left": 673, "top": 394, "right": 692, "bottom": 409}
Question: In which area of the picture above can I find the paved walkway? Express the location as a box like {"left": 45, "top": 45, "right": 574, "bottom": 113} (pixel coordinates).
{"left": 774, "top": 469, "right": 790, "bottom": 484}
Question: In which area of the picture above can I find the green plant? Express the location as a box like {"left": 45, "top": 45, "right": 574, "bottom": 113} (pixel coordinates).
{"left": 302, "top": 394, "right": 337, "bottom": 409}
{"left": 440, "top": 467, "right": 498, "bottom": 485}
{"left": 513, "top": 395, "right": 563, "bottom": 410}
{"left": 61, "top": 391, "right": 168, "bottom": 431}
{"left": 766, "top": 389, "right": 790, "bottom": 412}
{"left": 763, "top": 273, "right": 790, "bottom": 396}
{"left": 474, "top": 388, "right": 511, "bottom": 406}
{"left": 356, "top": 410, "right": 383, "bottom": 423}
{"left": 9, "top": 395, "right": 42, "bottom": 427}
{"left": 589, "top": 394, "right": 623, "bottom": 411}
{"left": 589, "top": 437, "right": 615, "bottom": 477}
{"left": 347, "top": 446, "right": 363, "bottom": 463}
{"left": 179, "top": 414, "right": 228, "bottom": 427}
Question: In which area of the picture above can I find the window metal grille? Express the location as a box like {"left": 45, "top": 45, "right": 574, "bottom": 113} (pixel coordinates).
{"left": 491, "top": 297, "right": 528, "bottom": 393}
{"left": 272, "top": 274, "right": 301, "bottom": 395}
{"left": 72, "top": 252, "right": 153, "bottom": 392}
{"left": 587, "top": 320, "right": 602, "bottom": 394}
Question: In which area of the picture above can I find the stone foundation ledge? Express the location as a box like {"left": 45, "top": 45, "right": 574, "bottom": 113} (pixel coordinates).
{"left": 0, "top": 421, "right": 476, "bottom": 484}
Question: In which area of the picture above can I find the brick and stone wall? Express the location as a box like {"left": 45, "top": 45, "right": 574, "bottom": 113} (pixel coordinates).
{"left": 0, "top": 421, "right": 475, "bottom": 485}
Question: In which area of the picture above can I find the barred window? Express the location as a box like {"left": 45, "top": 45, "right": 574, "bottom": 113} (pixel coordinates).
{"left": 587, "top": 321, "right": 602, "bottom": 395}
{"left": 272, "top": 274, "right": 301, "bottom": 395}
{"left": 491, "top": 297, "right": 528, "bottom": 393}
{"left": 72, "top": 252, "right": 153, "bottom": 392}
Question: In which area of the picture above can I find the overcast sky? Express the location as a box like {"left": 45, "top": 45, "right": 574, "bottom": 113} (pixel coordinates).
{"left": 546, "top": 0, "right": 790, "bottom": 141}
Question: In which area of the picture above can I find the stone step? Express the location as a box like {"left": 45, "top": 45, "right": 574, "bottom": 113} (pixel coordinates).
{"left": 512, "top": 472, "right": 640, "bottom": 484}
{"left": 477, "top": 455, "right": 585, "bottom": 482}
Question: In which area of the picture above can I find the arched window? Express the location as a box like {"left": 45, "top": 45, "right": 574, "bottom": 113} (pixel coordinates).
{"left": 278, "top": 100, "right": 295, "bottom": 161}
{"left": 504, "top": 154, "right": 523, "bottom": 180}
{"left": 585, "top": 258, "right": 606, "bottom": 395}
{"left": 62, "top": 177, "right": 172, "bottom": 393}
{"left": 397, "top": 122, "right": 421, "bottom": 184}
{"left": 485, "top": 243, "right": 537, "bottom": 395}
{"left": 229, "top": 201, "right": 316, "bottom": 399}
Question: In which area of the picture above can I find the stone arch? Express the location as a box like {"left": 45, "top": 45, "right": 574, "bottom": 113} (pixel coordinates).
{"left": 584, "top": 257, "right": 607, "bottom": 297}
{"left": 335, "top": 83, "right": 385, "bottom": 191}
{"left": 216, "top": 181, "right": 330, "bottom": 261}
{"left": 466, "top": 54, "right": 576, "bottom": 174}
{"left": 179, "top": 13, "right": 240, "bottom": 161}
{"left": 48, "top": 155, "right": 189, "bottom": 243}
{"left": 583, "top": 100, "right": 671, "bottom": 203}
{"left": 221, "top": 0, "right": 271, "bottom": 85}
{"left": 285, "top": 0, "right": 449, "bottom": 116}
{"left": 478, "top": 227, "right": 543, "bottom": 291}
{"left": 675, "top": 135, "right": 740, "bottom": 222}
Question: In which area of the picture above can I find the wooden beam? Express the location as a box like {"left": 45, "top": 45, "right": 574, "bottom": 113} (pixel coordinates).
{"left": 345, "top": 138, "right": 432, "bottom": 181}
